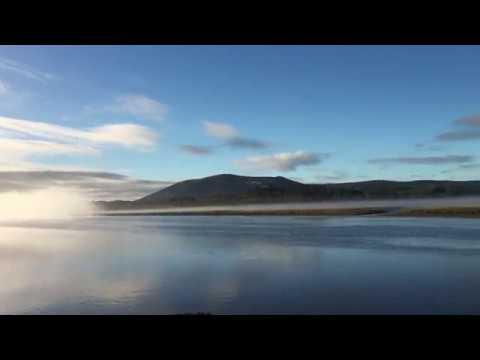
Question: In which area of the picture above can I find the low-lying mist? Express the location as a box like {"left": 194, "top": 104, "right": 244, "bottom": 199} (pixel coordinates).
{"left": 0, "top": 188, "right": 95, "bottom": 221}
{"left": 3, "top": 188, "right": 480, "bottom": 219}
{"left": 105, "top": 196, "right": 480, "bottom": 214}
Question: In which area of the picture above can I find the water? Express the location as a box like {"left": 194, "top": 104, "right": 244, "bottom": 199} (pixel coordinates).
{"left": 1, "top": 215, "right": 480, "bottom": 314}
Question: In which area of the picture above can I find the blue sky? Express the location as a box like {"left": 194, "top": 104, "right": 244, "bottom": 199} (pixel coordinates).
{"left": 1, "top": 45, "right": 480, "bottom": 199}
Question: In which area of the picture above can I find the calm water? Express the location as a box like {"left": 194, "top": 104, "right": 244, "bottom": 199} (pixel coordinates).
{"left": 1, "top": 215, "right": 480, "bottom": 314}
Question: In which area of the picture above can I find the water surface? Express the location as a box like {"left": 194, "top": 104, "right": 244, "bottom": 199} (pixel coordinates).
{"left": 1, "top": 215, "right": 480, "bottom": 314}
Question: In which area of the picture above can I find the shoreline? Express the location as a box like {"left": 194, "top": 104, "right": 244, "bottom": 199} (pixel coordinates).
{"left": 100, "top": 206, "right": 480, "bottom": 218}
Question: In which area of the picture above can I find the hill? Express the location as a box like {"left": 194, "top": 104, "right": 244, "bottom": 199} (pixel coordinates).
{"left": 95, "top": 174, "right": 480, "bottom": 210}
{"left": 137, "top": 174, "right": 306, "bottom": 204}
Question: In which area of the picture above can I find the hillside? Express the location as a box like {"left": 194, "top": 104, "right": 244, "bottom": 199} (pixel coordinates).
{"left": 95, "top": 174, "right": 480, "bottom": 210}
{"left": 137, "top": 174, "right": 306, "bottom": 203}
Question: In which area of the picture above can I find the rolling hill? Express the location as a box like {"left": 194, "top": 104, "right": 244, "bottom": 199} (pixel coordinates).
{"left": 95, "top": 174, "right": 480, "bottom": 211}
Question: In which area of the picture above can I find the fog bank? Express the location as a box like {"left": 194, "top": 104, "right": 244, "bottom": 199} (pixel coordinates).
{"left": 0, "top": 188, "right": 95, "bottom": 221}
{"left": 104, "top": 196, "right": 480, "bottom": 215}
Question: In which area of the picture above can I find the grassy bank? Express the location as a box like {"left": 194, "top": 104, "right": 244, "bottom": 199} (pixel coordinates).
{"left": 103, "top": 207, "right": 391, "bottom": 216}
{"left": 101, "top": 206, "right": 480, "bottom": 218}
{"left": 390, "top": 207, "right": 480, "bottom": 218}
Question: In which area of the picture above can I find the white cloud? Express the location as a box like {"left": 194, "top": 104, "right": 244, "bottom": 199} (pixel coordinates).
{"left": 235, "top": 151, "right": 327, "bottom": 172}
{"left": 0, "top": 116, "right": 157, "bottom": 149}
{"left": 87, "top": 124, "right": 157, "bottom": 148}
{"left": 0, "top": 138, "right": 98, "bottom": 160}
{"left": 202, "top": 121, "right": 268, "bottom": 149}
{"left": 110, "top": 94, "right": 168, "bottom": 121}
{"left": 179, "top": 145, "right": 213, "bottom": 155}
{"left": 0, "top": 115, "right": 158, "bottom": 170}
{"left": 0, "top": 161, "right": 100, "bottom": 172}
{"left": 0, "top": 57, "right": 54, "bottom": 83}
{"left": 203, "top": 121, "right": 239, "bottom": 140}
{"left": 368, "top": 155, "right": 474, "bottom": 165}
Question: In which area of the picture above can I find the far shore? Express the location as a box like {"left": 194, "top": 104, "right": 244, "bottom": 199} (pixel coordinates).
{"left": 391, "top": 207, "right": 480, "bottom": 218}
{"left": 100, "top": 206, "right": 480, "bottom": 218}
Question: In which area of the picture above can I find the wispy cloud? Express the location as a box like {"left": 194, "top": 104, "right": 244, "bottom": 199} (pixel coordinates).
{"left": 0, "top": 116, "right": 158, "bottom": 170}
{"left": 458, "top": 163, "right": 480, "bottom": 170}
{"left": 0, "top": 170, "right": 173, "bottom": 201}
{"left": 179, "top": 145, "right": 213, "bottom": 155}
{"left": 236, "top": 151, "right": 328, "bottom": 172}
{"left": 415, "top": 143, "right": 444, "bottom": 151}
{"left": 0, "top": 138, "right": 98, "bottom": 159}
{"left": 369, "top": 155, "right": 474, "bottom": 165}
{"left": 203, "top": 121, "right": 269, "bottom": 149}
{"left": 0, "top": 57, "right": 54, "bottom": 83}
{"left": 204, "top": 121, "right": 239, "bottom": 139}
{"left": 454, "top": 115, "right": 480, "bottom": 127}
{"left": 436, "top": 114, "right": 480, "bottom": 142}
{"left": 0, "top": 80, "right": 34, "bottom": 111}
{"left": 0, "top": 80, "right": 8, "bottom": 96}
{"left": 0, "top": 116, "right": 157, "bottom": 150}
{"left": 87, "top": 124, "right": 157, "bottom": 148}
{"left": 225, "top": 137, "right": 268, "bottom": 149}
{"left": 436, "top": 130, "right": 480, "bottom": 142}
{"left": 108, "top": 94, "right": 168, "bottom": 121}
{"left": 440, "top": 164, "right": 480, "bottom": 176}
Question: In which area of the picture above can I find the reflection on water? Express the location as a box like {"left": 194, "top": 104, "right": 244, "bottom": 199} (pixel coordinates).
{"left": 1, "top": 215, "right": 480, "bottom": 314}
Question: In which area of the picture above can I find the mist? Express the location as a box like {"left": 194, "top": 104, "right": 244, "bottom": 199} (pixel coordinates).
{"left": 104, "top": 196, "right": 480, "bottom": 214}
{"left": 0, "top": 187, "right": 95, "bottom": 221}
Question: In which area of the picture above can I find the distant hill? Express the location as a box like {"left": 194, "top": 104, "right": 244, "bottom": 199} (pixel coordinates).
{"left": 138, "top": 174, "right": 306, "bottom": 203}
{"left": 95, "top": 174, "right": 480, "bottom": 210}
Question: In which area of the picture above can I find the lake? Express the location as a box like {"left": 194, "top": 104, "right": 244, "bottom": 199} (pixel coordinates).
{"left": 1, "top": 215, "right": 480, "bottom": 314}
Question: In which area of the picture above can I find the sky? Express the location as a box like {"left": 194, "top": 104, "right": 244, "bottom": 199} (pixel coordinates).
{"left": 0, "top": 45, "right": 480, "bottom": 200}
